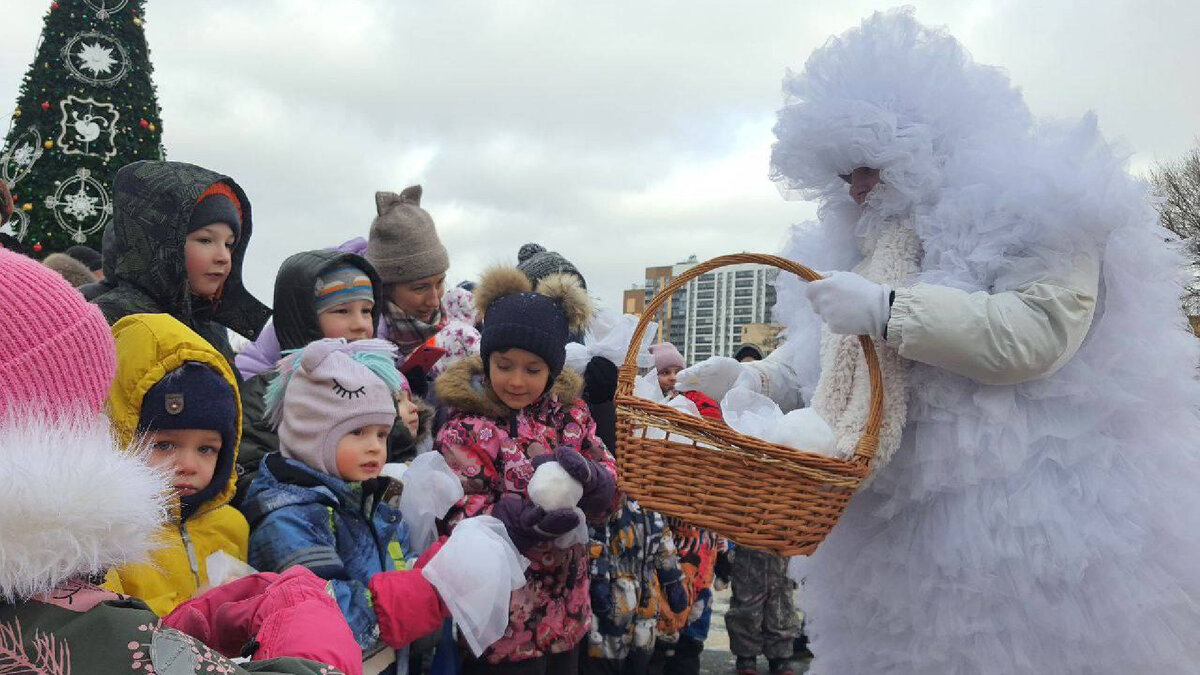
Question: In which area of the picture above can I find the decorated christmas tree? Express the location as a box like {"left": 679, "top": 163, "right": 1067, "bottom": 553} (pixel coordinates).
{"left": 0, "top": 0, "right": 164, "bottom": 254}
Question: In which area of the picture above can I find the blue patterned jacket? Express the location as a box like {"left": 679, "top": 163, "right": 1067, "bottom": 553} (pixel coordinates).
{"left": 243, "top": 453, "right": 414, "bottom": 659}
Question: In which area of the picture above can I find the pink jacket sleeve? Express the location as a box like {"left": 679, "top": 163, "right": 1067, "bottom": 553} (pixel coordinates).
{"left": 163, "top": 566, "right": 362, "bottom": 675}
{"left": 437, "top": 416, "right": 507, "bottom": 525}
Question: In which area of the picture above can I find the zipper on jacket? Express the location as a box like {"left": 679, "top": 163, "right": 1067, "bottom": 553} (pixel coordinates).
{"left": 180, "top": 523, "right": 201, "bottom": 588}
{"left": 360, "top": 488, "right": 393, "bottom": 573}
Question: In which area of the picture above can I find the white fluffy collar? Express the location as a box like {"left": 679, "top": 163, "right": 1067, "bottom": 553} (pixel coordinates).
{"left": 0, "top": 413, "right": 169, "bottom": 602}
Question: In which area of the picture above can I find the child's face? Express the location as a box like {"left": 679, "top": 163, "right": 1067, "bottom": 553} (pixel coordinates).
{"left": 657, "top": 365, "right": 682, "bottom": 395}
{"left": 388, "top": 273, "right": 446, "bottom": 324}
{"left": 489, "top": 348, "right": 550, "bottom": 410}
{"left": 335, "top": 423, "right": 390, "bottom": 481}
{"left": 185, "top": 223, "right": 235, "bottom": 299}
{"left": 146, "top": 429, "right": 221, "bottom": 499}
{"left": 318, "top": 299, "right": 375, "bottom": 341}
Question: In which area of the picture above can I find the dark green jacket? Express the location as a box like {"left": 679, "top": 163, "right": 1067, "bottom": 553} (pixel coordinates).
{"left": 88, "top": 160, "right": 271, "bottom": 364}
{"left": 0, "top": 582, "right": 337, "bottom": 675}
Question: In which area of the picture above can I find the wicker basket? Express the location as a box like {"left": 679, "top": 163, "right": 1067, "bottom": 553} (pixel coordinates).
{"left": 615, "top": 253, "right": 883, "bottom": 556}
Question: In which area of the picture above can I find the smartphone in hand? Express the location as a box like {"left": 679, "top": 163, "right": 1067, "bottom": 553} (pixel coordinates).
{"left": 400, "top": 343, "right": 448, "bottom": 375}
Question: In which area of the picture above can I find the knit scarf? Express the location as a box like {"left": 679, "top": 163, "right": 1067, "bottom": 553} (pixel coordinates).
{"left": 810, "top": 219, "right": 920, "bottom": 480}
{"left": 382, "top": 301, "right": 445, "bottom": 357}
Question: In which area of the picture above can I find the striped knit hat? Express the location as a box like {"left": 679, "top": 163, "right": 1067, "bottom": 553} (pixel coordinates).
{"left": 314, "top": 265, "right": 374, "bottom": 315}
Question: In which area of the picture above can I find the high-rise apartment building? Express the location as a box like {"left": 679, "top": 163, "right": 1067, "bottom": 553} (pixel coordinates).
{"left": 625, "top": 256, "right": 778, "bottom": 365}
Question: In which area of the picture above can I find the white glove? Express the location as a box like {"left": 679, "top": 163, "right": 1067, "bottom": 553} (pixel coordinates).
{"left": 805, "top": 271, "right": 892, "bottom": 337}
{"left": 674, "top": 356, "right": 760, "bottom": 401}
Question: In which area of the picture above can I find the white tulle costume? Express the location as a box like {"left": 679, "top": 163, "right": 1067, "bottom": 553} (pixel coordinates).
{"left": 747, "top": 9, "right": 1200, "bottom": 673}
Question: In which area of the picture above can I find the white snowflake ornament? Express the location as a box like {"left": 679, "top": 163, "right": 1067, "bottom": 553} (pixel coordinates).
{"left": 77, "top": 42, "right": 116, "bottom": 76}
{"left": 44, "top": 168, "right": 112, "bottom": 243}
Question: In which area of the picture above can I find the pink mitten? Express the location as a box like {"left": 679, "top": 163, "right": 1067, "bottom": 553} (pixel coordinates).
{"left": 369, "top": 571, "right": 450, "bottom": 649}
{"left": 368, "top": 536, "right": 450, "bottom": 649}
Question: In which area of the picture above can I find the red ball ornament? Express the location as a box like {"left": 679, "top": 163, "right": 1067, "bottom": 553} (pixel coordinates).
{"left": 51, "top": 2, "right": 59, "bottom": 9}
{"left": 139, "top": 119, "right": 149, "bottom": 128}
{"left": 41, "top": 101, "right": 50, "bottom": 111}
{"left": 33, "top": 243, "right": 43, "bottom": 252}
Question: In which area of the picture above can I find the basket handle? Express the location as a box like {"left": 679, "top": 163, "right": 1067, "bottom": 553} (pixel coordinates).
{"left": 616, "top": 253, "right": 883, "bottom": 466}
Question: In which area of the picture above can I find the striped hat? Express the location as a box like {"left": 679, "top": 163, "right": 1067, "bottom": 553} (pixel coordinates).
{"left": 314, "top": 265, "right": 374, "bottom": 315}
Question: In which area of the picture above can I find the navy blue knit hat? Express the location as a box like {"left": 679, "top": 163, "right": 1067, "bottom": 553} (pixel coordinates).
{"left": 475, "top": 266, "right": 592, "bottom": 384}
{"left": 138, "top": 361, "right": 237, "bottom": 516}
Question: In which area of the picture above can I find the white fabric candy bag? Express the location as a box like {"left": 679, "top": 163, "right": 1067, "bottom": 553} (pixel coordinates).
{"left": 721, "top": 387, "right": 838, "bottom": 457}
{"left": 398, "top": 453, "right": 466, "bottom": 554}
{"left": 421, "top": 516, "right": 529, "bottom": 656}
{"left": 199, "top": 550, "right": 258, "bottom": 591}
{"left": 527, "top": 460, "right": 589, "bottom": 548}
{"left": 566, "top": 307, "right": 659, "bottom": 373}
{"left": 632, "top": 368, "right": 701, "bottom": 442}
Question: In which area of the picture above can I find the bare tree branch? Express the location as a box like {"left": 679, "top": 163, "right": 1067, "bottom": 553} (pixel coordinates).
{"left": 1149, "top": 139, "right": 1200, "bottom": 319}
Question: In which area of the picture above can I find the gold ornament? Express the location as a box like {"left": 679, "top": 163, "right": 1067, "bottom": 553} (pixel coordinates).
{"left": 22, "top": 203, "right": 33, "bottom": 212}
{"left": 133, "top": 17, "right": 142, "bottom": 26}
{"left": 43, "top": 140, "right": 54, "bottom": 149}
{"left": 148, "top": 123, "right": 156, "bottom": 132}
{"left": 12, "top": 109, "right": 20, "bottom": 117}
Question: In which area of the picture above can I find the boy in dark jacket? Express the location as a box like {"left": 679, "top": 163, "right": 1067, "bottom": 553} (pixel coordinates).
{"left": 235, "top": 249, "right": 427, "bottom": 502}
{"left": 88, "top": 160, "right": 271, "bottom": 365}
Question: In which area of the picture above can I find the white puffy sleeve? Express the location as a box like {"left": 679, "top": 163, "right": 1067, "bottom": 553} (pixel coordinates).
{"left": 884, "top": 251, "right": 1101, "bottom": 386}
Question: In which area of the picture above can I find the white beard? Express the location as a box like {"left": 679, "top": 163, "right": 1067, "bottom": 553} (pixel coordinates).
{"left": 810, "top": 217, "right": 920, "bottom": 478}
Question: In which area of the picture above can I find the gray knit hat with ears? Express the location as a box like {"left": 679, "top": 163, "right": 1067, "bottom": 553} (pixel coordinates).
{"left": 366, "top": 185, "right": 450, "bottom": 285}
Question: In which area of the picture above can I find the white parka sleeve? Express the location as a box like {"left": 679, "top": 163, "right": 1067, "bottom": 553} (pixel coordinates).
{"left": 884, "top": 252, "right": 1101, "bottom": 386}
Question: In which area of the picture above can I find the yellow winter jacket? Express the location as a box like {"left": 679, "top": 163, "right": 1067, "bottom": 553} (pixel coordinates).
{"left": 102, "top": 313, "right": 249, "bottom": 616}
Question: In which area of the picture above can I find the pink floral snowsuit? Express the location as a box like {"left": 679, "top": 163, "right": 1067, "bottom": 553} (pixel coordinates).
{"left": 434, "top": 356, "right": 619, "bottom": 664}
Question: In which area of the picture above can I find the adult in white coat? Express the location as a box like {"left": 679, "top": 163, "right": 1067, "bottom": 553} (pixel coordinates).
{"left": 677, "top": 10, "right": 1200, "bottom": 674}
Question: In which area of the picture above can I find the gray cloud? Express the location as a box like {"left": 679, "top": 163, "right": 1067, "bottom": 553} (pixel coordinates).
{"left": 3, "top": 1, "right": 1197, "bottom": 310}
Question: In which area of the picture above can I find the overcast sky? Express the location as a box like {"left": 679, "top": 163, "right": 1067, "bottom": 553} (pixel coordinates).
{"left": 3, "top": 1, "right": 1198, "bottom": 312}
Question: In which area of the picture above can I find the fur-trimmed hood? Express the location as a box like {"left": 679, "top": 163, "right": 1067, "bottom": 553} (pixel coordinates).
{"left": 434, "top": 355, "right": 583, "bottom": 419}
{"left": 0, "top": 413, "right": 169, "bottom": 602}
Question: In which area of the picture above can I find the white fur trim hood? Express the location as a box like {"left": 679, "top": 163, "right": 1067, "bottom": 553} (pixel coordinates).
{"left": 0, "top": 412, "right": 169, "bottom": 602}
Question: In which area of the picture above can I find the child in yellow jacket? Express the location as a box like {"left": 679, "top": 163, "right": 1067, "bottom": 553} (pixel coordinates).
{"left": 103, "top": 313, "right": 249, "bottom": 616}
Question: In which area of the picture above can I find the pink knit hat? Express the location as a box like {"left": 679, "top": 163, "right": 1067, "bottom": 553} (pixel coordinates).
{"left": 0, "top": 247, "right": 116, "bottom": 419}
{"left": 649, "top": 342, "right": 685, "bottom": 373}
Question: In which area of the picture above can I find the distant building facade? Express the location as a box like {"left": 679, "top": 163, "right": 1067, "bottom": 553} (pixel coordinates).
{"left": 625, "top": 255, "right": 778, "bottom": 365}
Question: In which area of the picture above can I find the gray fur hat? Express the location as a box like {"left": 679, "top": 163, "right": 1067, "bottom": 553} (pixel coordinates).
{"left": 366, "top": 185, "right": 450, "bottom": 285}
{"left": 42, "top": 253, "right": 98, "bottom": 288}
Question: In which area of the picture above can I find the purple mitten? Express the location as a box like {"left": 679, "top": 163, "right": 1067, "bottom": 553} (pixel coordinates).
{"left": 548, "top": 447, "right": 616, "bottom": 517}
{"left": 491, "top": 494, "right": 580, "bottom": 554}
